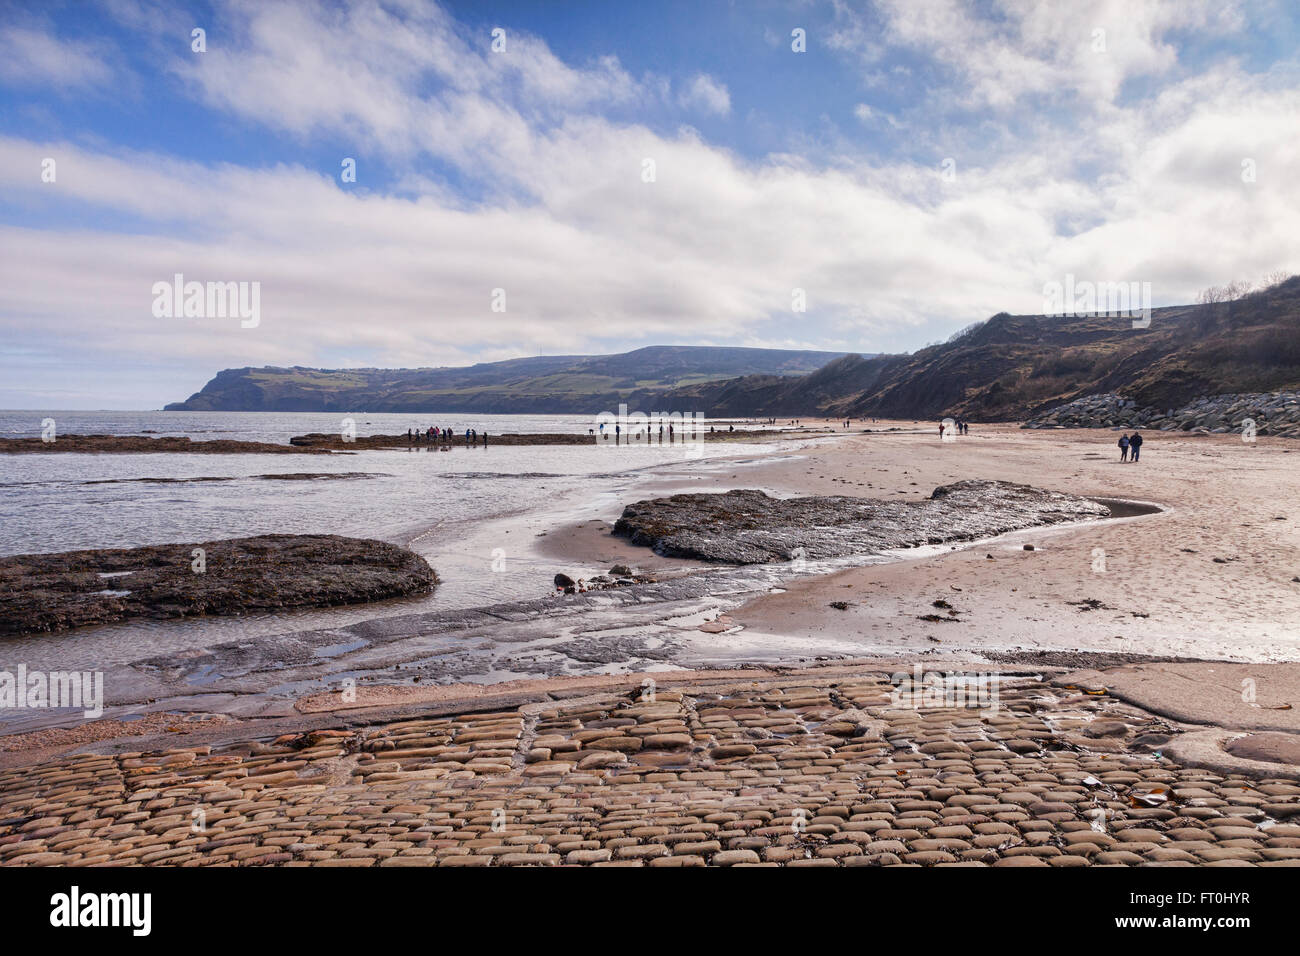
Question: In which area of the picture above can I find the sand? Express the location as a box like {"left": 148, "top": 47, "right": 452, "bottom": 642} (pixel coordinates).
{"left": 697, "top": 423, "right": 1300, "bottom": 664}
{"left": 515, "top": 421, "right": 1300, "bottom": 664}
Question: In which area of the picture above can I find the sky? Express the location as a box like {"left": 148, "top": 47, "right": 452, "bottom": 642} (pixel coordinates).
{"left": 2, "top": 0, "right": 1298, "bottom": 409}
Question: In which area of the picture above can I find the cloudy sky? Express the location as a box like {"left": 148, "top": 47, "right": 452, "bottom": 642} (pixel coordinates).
{"left": 2, "top": 0, "right": 1298, "bottom": 408}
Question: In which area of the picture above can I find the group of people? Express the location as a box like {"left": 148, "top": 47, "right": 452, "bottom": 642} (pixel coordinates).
{"left": 1118, "top": 431, "right": 1143, "bottom": 462}
{"left": 406, "top": 426, "right": 488, "bottom": 448}
{"left": 597, "top": 421, "right": 699, "bottom": 443}
{"left": 939, "top": 420, "right": 970, "bottom": 438}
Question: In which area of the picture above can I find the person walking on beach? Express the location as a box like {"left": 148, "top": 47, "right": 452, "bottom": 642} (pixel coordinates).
{"left": 482, "top": 431, "right": 488, "bottom": 448}
{"left": 1129, "top": 430, "right": 1143, "bottom": 462}
{"left": 1118, "top": 433, "right": 1130, "bottom": 462}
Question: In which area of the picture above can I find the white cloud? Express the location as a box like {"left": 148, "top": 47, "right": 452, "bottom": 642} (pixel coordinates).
{"left": 853, "top": 102, "right": 901, "bottom": 128}
{"left": 171, "top": 0, "right": 647, "bottom": 187}
{"left": 834, "top": 0, "right": 1247, "bottom": 110}
{"left": 0, "top": 26, "right": 115, "bottom": 90}
{"left": 2, "top": 0, "right": 1298, "bottom": 407}
{"left": 679, "top": 74, "right": 731, "bottom": 115}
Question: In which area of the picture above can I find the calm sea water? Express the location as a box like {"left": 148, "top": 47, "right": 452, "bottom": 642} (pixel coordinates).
{"left": 0, "top": 409, "right": 778, "bottom": 555}
{"left": 0, "top": 409, "right": 647, "bottom": 444}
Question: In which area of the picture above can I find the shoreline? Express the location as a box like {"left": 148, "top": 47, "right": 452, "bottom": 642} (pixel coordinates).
{"left": 3, "top": 423, "right": 1298, "bottom": 735}
{"left": 0, "top": 474, "right": 1173, "bottom": 740}
{"left": 0, "top": 426, "right": 835, "bottom": 454}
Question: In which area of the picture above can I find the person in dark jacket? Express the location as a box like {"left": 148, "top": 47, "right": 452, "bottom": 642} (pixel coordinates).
{"left": 1129, "top": 431, "right": 1143, "bottom": 462}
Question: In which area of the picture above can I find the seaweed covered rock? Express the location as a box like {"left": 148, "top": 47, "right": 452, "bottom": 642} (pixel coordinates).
{"left": 612, "top": 479, "right": 1109, "bottom": 564}
{"left": 0, "top": 534, "right": 436, "bottom": 635}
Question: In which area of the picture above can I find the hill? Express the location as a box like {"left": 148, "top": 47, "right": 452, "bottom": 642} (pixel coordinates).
{"left": 164, "top": 346, "right": 850, "bottom": 413}
{"left": 167, "top": 278, "right": 1300, "bottom": 420}
{"left": 656, "top": 276, "right": 1300, "bottom": 421}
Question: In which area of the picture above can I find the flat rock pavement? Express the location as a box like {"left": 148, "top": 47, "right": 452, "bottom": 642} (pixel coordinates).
{"left": 1059, "top": 662, "right": 1300, "bottom": 783}
{"left": 3, "top": 670, "right": 1300, "bottom": 867}
{"left": 1059, "top": 662, "right": 1300, "bottom": 733}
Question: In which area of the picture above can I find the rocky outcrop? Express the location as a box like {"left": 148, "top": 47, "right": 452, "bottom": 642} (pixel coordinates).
{"left": 288, "top": 430, "right": 784, "bottom": 450}
{"left": 552, "top": 565, "right": 657, "bottom": 595}
{"left": 612, "top": 479, "right": 1111, "bottom": 564}
{"left": 0, "top": 535, "right": 436, "bottom": 636}
{"left": 1023, "top": 390, "right": 1300, "bottom": 437}
{"left": 290, "top": 432, "right": 595, "bottom": 449}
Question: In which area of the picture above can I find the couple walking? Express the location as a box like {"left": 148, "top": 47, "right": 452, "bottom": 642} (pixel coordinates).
{"left": 1118, "top": 431, "right": 1143, "bottom": 462}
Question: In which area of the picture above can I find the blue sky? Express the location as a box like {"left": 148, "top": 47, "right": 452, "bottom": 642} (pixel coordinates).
{"left": 2, "top": 0, "right": 1299, "bottom": 408}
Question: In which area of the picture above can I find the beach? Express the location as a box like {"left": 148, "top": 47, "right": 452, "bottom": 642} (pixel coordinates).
{"left": 724, "top": 423, "right": 1300, "bottom": 664}
{"left": 3, "top": 418, "right": 1299, "bottom": 867}
{"left": 5, "top": 421, "right": 1299, "bottom": 717}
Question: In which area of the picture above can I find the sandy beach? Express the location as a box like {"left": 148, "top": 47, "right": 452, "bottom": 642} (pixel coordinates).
{"left": 722, "top": 423, "right": 1300, "bottom": 663}
{"left": 535, "top": 421, "right": 1300, "bottom": 665}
